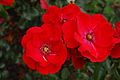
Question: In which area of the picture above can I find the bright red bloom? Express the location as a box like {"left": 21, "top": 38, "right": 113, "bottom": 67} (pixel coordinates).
{"left": 110, "top": 21, "right": 120, "bottom": 58}
{"left": 22, "top": 24, "right": 67, "bottom": 75}
{"left": 61, "top": 3, "right": 81, "bottom": 22}
{"left": 40, "top": 0, "right": 49, "bottom": 9}
{"left": 0, "top": 0, "right": 14, "bottom": 6}
{"left": 42, "top": 4, "right": 80, "bottom": 48}
{"left": 61, "top": 4, "right": 81, "bottom": 48}
{"left": 42, "top": 6, "right": 61, "bottom": 24}
{"left": 68, "top": 48, "right": 85, "bottom": 69}
{"left": 42, "top": 4, "right": 81, "bottom": 25}
{"left": 75, "top": 13, "right": 115, "bottom": 62}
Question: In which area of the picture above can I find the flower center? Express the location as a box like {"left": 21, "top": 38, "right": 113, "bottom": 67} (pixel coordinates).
{"left": 41, "top": 45, "right": 50, "bottom": 54}
{"left": 63, "top": 19, "right": 67, "bottom": 23}
{"left": 86, "top": 34, "right": 93, "bottom": 41}
{"left": 43, "top": 47, "right": 49, "bottom": 52}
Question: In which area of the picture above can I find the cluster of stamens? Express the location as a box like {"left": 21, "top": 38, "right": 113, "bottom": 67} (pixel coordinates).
{"left": 40, "top": 45, "right": 50, "bottom": 54}
{"left": 86, "top": 34, "right": 93, "bottom": 41}
{"left": 63, "top": 19, "right": 67, "bottom": 22}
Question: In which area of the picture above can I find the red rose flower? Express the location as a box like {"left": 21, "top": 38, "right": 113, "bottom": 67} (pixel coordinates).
{"left": 61, "top": 4, "right": 81, "bottom": 48}
{"left": 0, "top": 0, "right": 14, "bottom": 6}
{"left": 110, "top": 21, "right": 120, "bottom": 58}
{"left": 42, "top": 5, "right": 61, "bottom": 24}
{"left": 40, "top": 0, "right": 49, "bottom": 9}
{"left": 75, "top": 13, "right": 115, "bottom": 62}
{"left": 67, "top": 48, "right": 85, "bottom": 69}
{"left": 22, "top": 24, "right": 67, "bottom": 75}
{"left": 61, "top": 3, "right": 81, "bottom": 22}
{"left": 42, "top": 4, "right": 81, "bottom": 25}
{"left": 42, "top": 4, "right": 80, "bottom": 48}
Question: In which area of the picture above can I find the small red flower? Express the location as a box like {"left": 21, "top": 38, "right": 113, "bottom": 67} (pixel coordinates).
{"left": 40, "top": 0, "right": 49, "bottom": 9}
{"left": 75, "top": 13, "right": 115, "bottom": 62}
{"left": 42, "top": 4, "right": 81, "bottom": 25}
{"left": 17, "top": 62, "right": 22, "bottom": 66}
{"left": 22, "top": 24, "right": 67, "bottom": 75}
{"left": 60, "top": 4, "right": 81, "bottom": 48}
{"left": 110, "top": 21, "right": 120, "bottom": 58}
{"left": 68, "top": 48, "right": 85, "bottom": 69}
{"left": 42, "top": 5, "right": 61, "bottom": 24}
{"left": 61, "top": 3, "right": 81, "bottom": 22}
{"left": 0, "top": 0, "right": 14, "bottom": 6}
{"left": 42, "top": 4, "right": 81, "bottom": 48}
{"left": 0, "top": 18, "right": 4, "bottom": 24}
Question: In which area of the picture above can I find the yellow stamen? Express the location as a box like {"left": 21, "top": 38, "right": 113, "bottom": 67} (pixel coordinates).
{"left": 43, "top": 47, "right": 49, "bottom": 53}
{"left": 86, "top": 34, "right": 93, "bottom": 41}
{"left": 63, "top": 19, "right": 67, "bottom": 22}
{"left": 40, "top": 45, "right": 50, "bottom": 54}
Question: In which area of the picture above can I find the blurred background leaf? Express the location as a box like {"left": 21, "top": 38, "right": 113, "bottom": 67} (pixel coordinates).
{"left": 0, "top": 5, "right": 9, "bottom": 21}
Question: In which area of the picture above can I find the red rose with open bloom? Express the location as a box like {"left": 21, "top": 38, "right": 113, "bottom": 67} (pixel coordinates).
{"left": 67, "top": 48, "right": 85, "bottom": 69}
{"left": 75, "top": 13, "right": 115, "bottom": 62}
{"left": 22, "top": 24, "right": 67, "bottom": 75}
{"left": 60, "top": 3, "right": 80, "bottom": 22}
{"left": 42, "top": 4, "right": 80, "bottom": 48}
{"left": 42, "top": 5, "right": 61, "bottom": 25}
{"left": 42, "top": 4, "right": 81, "bottom": 25}
{"left": 110, "top": 21, "right": 120, "bottom": 58}
{"left": 0, "top": 0, "right": 14, "bottom": 6}
{"left": 61, "top": 4, "right": 81, "bottom": 48}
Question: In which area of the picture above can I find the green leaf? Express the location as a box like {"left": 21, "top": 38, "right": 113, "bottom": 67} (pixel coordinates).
{"left": 22, "top": 7, "right": 39, "bottom": 20}
{"left": 93, "top": 62, "right": 103, "bottom": 80}
{"left": 0, "top": 6, "right": 9, "bottom": 21}
{"left": 0, "top": 63, "right": 5, "bottom": 69}
{"left": 2, "top": 70, "right": 9, "bottom": 78}
{"left": 61, "top": 68, "right": 70, "bottom": 79}
{"left": 48, "top": 74, "right": 59, "bottom": 80}
{"left": 24, "top": 74, "right": 32, "bottom": 80}
{"left": 103, "top": 5, "right": 114, "bottom": 18}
